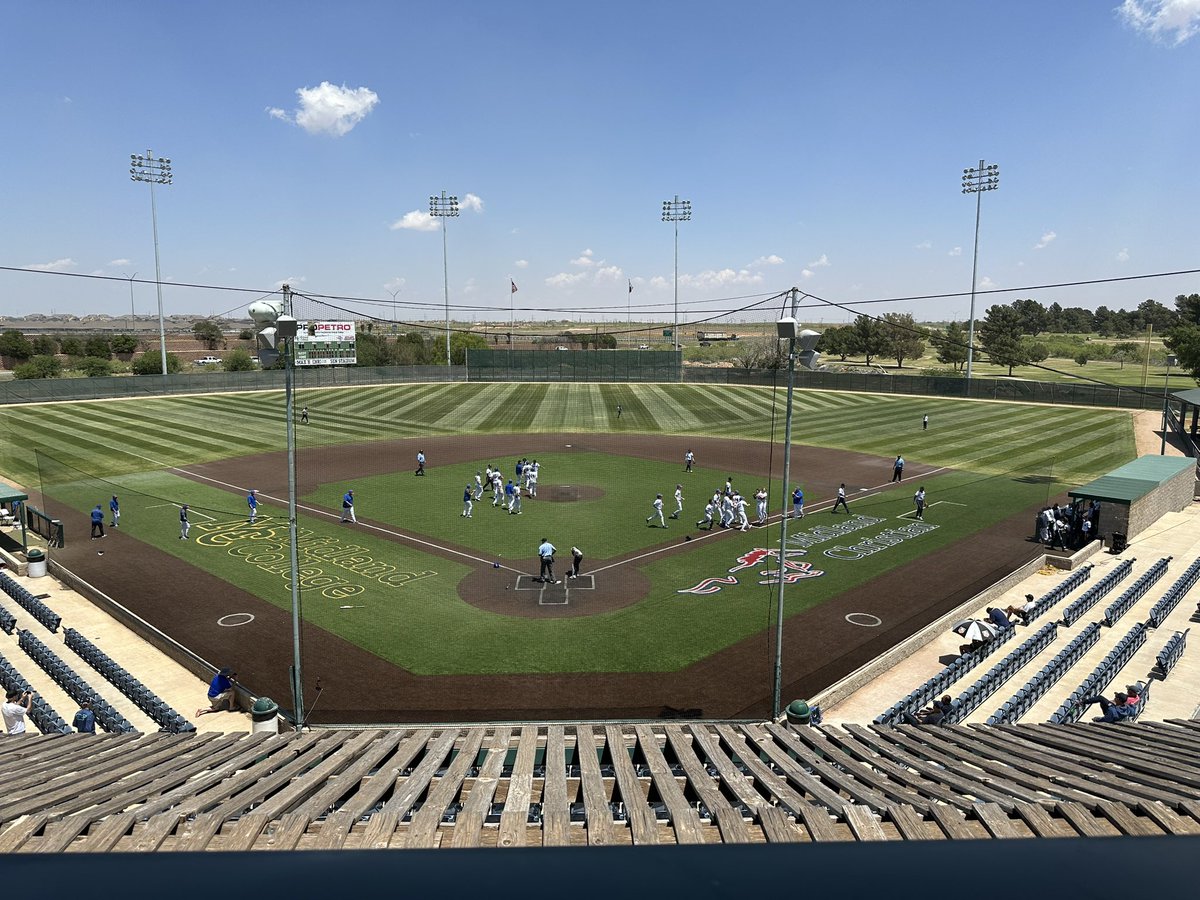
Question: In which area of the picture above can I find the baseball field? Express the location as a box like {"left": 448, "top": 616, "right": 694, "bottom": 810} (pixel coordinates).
{"left": 0, "top": 381, "right": 1134, "bottom": 722}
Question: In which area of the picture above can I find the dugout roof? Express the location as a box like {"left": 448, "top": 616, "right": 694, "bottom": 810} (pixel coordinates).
{"left": 1069, "top": 456, "right": 1195, "bottom": 504}
{"left": 0, "top": 480, "right": 28, "bottom": 505}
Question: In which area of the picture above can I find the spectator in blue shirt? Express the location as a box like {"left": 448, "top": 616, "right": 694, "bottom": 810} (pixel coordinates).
{"left": 72, "top": 700, "right": 96, "bottom": 734}
{"left": 986, "top": 607, "right": 1014, "bottom": 630}
{"left": 196, "top": 667, "right": 238, "bottom": 717}
{"left": 1080, "top": 691, "right": 1137, "bottom": 723}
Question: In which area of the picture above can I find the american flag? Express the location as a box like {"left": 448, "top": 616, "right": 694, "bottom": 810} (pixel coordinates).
{"left": 511, "top": 280, "right": 518, "bottom": 293}
{"left": 628, "top": 279, "right": 633, "bottom": 294}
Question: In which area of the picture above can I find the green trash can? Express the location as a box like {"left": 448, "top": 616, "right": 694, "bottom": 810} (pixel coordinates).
{"left": 785, "top": 699, "right": 812, "bottom": 727}
{"left": 250, "top": 697, "right": 280, "bottom": 735}
{"left": 26, "top": 548, "right": 47, "bottom": 578}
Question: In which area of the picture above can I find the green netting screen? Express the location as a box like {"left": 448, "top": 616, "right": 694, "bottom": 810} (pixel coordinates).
{"left": 466, "top": 349, "right": 682, "bottom": 382}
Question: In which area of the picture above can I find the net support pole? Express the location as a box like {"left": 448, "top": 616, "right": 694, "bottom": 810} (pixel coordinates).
{"left": 772, "top": 287, "right": 800, "bottom": 718}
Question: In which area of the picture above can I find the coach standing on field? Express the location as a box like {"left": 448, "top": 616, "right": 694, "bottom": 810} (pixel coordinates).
{"left": 538, "top": 537, "right": 558, "bottom": 584}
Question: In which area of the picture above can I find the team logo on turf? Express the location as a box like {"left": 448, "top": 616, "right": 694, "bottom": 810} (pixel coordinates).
{"left": 678, "top": 548, "right": 824, "bottom": 595}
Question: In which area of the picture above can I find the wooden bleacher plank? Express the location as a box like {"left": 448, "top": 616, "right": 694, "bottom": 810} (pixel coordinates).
{"left": 665, "top": 725, "right": 751, "bottom": 845}
{"left": 0, "top": 814, "right": 48, "bottom": 852}
{"left": 311, "top": 809, "right": 359, "bottom": 850}
{"left": 360, "top": 809, "right": 402, "bottom": 850}
{"left": 769, "top": 723, "right": 929, "bottom": 812}
{"left": 221, "top": 811, "right": 271, "bottom": 852}
{"left": 228, "top": 730, "right": 368, "bottom": 822}
{"left": 405, "top": 727, "right": 486, "bottom": 849}
{"left": 75, "top": 812, "right": 136, "bottom": 853}
{"left": 197, "top": 731, "right": 347, "bottom": 823}
{"left": 1105, "top": 723, "right": 1200, "bottom": 763}
{"left": 634, "top": 724, "right": 705, "bottom": 845}
{"left": 497, "top": 725, "right": 538, "bottom": 848}
{"left": 172, "top": 811, "right": 224, "bottom": 852}
{"left": 781, "top": 724, "right": 932, "bottom": 811}
{"left": 1012, "top": 801, "right": 1070, "bottom": 838}
{"left": 337, "top": 729, "right": 433, "bottom": 821}
{"left": 374, "top": 728, "right": 461, "bottom": 828}
{"left": 130, "top": 811, "right": 181, "bottom": 852}
{"left": 606, "top": 724, "right": 659, "bottom": 845}
{"left": 972, "top": 802, "right": 1021, "bottom": 839}
{"left": 34, "top": 812, "right": 93, "bottom": 853}
{"left": 796, "top": 801, "right": 842, "bottom": 842}
{"left": 757, "top": 804, "right": 802, "bottom": 842}
{"left": 1055, "top": 801, "right": 1112, "bottom": 838}
{"left": 1137, "top": 801, "right": 1200, "bottom": 836}
{"left": 847, "top": 725, "right": 1035, "bottom": 809}
{"left": 687, "top": 726, "right": 769, "bottom": 817}
{"left": 740, "top": 723, "right": 865, "bottom": 811}
{"left": 1019, "top": 724, "right": 1200, "bottom": 792}
{"left": 574, "top": 725, "right": 617, "bottom": 847}
{"left": 540, "top": 725, "right": 571, "bottom": 847}
{"left": 822, "top": 725, "right": 971, "bottom": 810}
{"left": 1095, "top": 800, "right": 1162, "bottom": 837}
{"left": 842, "top": 804, "right": 886, "bottom": 841}
{"left": 928, "top": 802, "right": 976, "bottom": 840}
{"left": 451, "top": 727, "right": 513, "bottom": 849}
{"left": 1, "top": 734, "right": 145, "bottom": 794}
{"left": 885, "top": 804, "right": 938, "bottom": 840}
{"left": 264, "top": 811, "right": 311, "bottom": 851}
{"left": 285, "top": 729, "right": 396, "bottom": 820}
{"left": 712, "top": 724, "right": 819, "bottom": 817}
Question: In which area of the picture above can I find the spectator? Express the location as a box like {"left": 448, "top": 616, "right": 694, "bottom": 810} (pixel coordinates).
{"left": 1005, "top": 594, "right": 1037, "bottom": 625}
{"left": 2, "top": 688, "right": 34, "bottom": 735}
{"left": 1079, "top": 691, "right": 1137, "bottom": 723}
{"left": 986, "top": 607, "right": 1014, "bottom": 630}
{"left": 196, "top": 667, "right": 239, "bottom": 717}
{"left": 920, "top": 695, "right": 954, "bottom": 725}
{"left": 72, "top": 699, "right": 96, "bottom": 734}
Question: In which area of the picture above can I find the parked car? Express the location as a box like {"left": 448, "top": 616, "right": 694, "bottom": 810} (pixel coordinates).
{"left": 194, "top": 356, "right": 223, "bottom": 366}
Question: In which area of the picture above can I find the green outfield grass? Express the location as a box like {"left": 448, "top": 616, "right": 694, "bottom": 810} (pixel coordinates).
{"left": 0, "top": 383, "right": 1136, "bottom": 677}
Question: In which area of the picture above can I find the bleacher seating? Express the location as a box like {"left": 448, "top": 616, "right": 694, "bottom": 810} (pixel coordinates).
{"left": 0, "top": 571, "right": 62, "bottom": 632}
{"left": 1147, "top": 557, "right": 1200, "bottom": 627}
{"left": 0, "top": 649, "right": 73, "bottom": 735}
{"left": 1025, "top": 563, "right": 1093, "bottom": 624}
{"left": 0, "top": 605, "right": 16, "bottom": 635}
{"left": 16, "top": 629, "right": 137, "bottom": 734}
{"left": 1048, "top": 622, "right": 1148, "bottom": 723}
{"left": 873, "top": 624, "right": 1019, "bottom": 725}
{"left": 987, "top": 621, "right": 1102, "bottom": 724}
{"left": 1062, "top": 559, "right": 1133, "bottom": 626}
{"left": 940, "top": 622, "right": 1058, "bottom": 724}
{"left": 1154, "top": 629, "right": 1188, "bottom": 678}
{"left": 1104, "top": 556, "right": 1171, "bottom": 626}
{"left": 63, "top": 628, "right": 195, "bottom": 733}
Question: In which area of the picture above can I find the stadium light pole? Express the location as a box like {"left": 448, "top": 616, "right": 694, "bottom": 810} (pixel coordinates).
{"left": 248, "top": 289, "right": 304, "bottom": 727}
{"left": 387, "top": 287, "right": 401, "bottom": 332}
{"left": 429, "top": 191, "right": 459, "bottom": 366}
{"left": 130, "top": 151, "right": 172, "bottom": 375}
{"left": 123, "top": 271, "right": 137, "bottom": 333}
{"left": 772, "top": 291, "right": 820, "bottom": 719}
{"left": 662, "top": 194, "right": 691, "bottom": 364}
{"left": 961, "top": 160, "right": 999, "bottom": 383}
{"left": 1161, "top": 355, "right": 1178, "bottom": 455}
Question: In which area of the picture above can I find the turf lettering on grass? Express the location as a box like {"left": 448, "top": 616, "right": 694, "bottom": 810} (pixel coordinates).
{"left": 195, "top": 521, "right": 436, "bottom": 599}
{"left": 785, "top": 515, "right": 885, "bottom": 549}
{"left": 823, "top": 522, "right": 938, "bottom": 560}
{"left": 678, "top": 548, "right": 824, "bottom": 595}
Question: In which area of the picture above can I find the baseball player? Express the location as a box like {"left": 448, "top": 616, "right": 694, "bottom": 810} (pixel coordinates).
{"left": 671, "top": 484, "right": 684, "bottom": 519}
{"left": 647, "top": 493, "right": 667, "bottom": 528}
{"left": 684, "top": 449, "right": 695, "bottom": 473}
{"left": 754, "top": 488, "right": 768, "bottom": 525}
{"left": 913, "top": 486, "right": 927, "bottom": 520}
{"left": 792, "top": 486, "right": 805, "bottom": 519}
{"left": 832, "top": 483, "right": 851, "bottom": 514}
{"left": 462, "top": 484, "right": 474, "bottom": 518}
{"left": 247, "top": 489, "right": 258, "bottom": 524}
{"left": 735, "top": 493, "right": 750, "bottom": 532}
{"left": 473, "top": 471, "right": 484, "bottom": 501}
{"left": 697, "top": 501, "right": 716, "bottom": 530}
{"left": 179, "top": 504, "right": 190, "bottom": 540}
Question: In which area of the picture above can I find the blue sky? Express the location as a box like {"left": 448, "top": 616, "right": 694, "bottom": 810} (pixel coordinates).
{"left": 2, "top": 1, "right": 1199, "bottom": 328}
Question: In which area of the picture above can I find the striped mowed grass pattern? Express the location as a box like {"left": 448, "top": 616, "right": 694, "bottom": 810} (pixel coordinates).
{"left": 0, "top": 383, "right": 1133, "bottom": 486}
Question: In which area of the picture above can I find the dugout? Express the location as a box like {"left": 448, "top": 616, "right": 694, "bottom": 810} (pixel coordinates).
{"left": 1068, "top": 456, "right": 1196, "bottom": 547}
{"left": 1164, "top": 386, "right": 1200, "bottom": 460}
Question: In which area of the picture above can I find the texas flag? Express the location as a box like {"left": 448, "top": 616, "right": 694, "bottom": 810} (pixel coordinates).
{"left": 511, "top": 280, "right": 518, "bottom": 293}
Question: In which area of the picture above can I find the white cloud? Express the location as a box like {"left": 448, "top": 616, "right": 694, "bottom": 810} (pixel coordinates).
{"left": 948, "top": 246, "right": 963, "bottom": 257}
{"left": 571, "top": 249, "right": 596, "bottom": 267}
{"left": 27, "top": 258, "right": 75, "bottom": 271}
{"left": 807, "top": 253, "right": 831, "bottom": 268}
{"left": 1033, "top": 230, "right": 1057, "bottom": 250}
{"left": 915, "top": 240, "right": 932, "bottom": 250}
{"left": 546, "top": 271, "right": 589, "bottom": 288}
{"left": 274, "top": 275, "right": 306, "bottom": 289}
{"left": 1118, "top": 0, "right": 1200, "bottom": 44}
{"left": 750, "top": 254, "right": 785, "bottom": 266}
{"left": 460, "top": 193, "right": 484, "bottom": 213}
{"left": 390, "top": 210, "right": 439, "bottom": 232}
{"left": 109, "top": 258, "right": 131, "bottom": 267}
{"left": 680, "top": 268, "right": 763, "bottom": 290}
{"left": 594, "top": 265, "right": 624, "bottom": 282}
{"left": 463, "top": 277, "right": 478, "bottom": 295}
{"left": 1116, "top": 248, "right": 1130, "bottom": 262}
{"left": 649, "top": 275, "right": 669, "bottom": 289}
{"left": 384, "top": 277, "right": 406, "bottom": 293}
{"left": 267, "top": 81, "right": 380, "bottom": 136}
{"left": 514, "top": 259, "right": 529, "bottom": 269}
{"left": 801, "top": 269, "right": 814, "bottom": 279}
{"left": 978, "top": 276, "right": 998, "bottom": 290}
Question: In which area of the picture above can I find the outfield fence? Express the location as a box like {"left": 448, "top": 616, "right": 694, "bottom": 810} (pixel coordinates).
{"left": 0, "top": 353, "right": 1169, "bottom": 410}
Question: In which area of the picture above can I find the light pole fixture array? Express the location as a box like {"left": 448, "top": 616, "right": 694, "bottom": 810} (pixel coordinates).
{"left": 130, "top": 150, "right": 173, "bottom": 376}
{"left": 662, "top": 194, "right": 691, "bottom": 358}
{"left": 961, "top": 160, "right": 999, "bottom": 383}
{"left": 429, "top": 191, "right": 459, "bottom": 366}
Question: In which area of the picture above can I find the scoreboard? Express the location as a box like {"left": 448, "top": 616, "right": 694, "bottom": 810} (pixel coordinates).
{"left": 294, "top": 321, "right": 357, "bottom": 367}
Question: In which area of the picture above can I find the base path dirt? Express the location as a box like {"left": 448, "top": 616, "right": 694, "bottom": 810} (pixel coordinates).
{"left": 41, "top": 433, "right": 1046, "bottom": 723}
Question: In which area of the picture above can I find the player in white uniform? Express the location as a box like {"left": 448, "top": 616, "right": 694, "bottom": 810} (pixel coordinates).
{"left": 528, "top": 460, "right": 539, "bottom": 498}
{"left": 755, "top": 488, "right": 768, "bottom": 525}
{"left": 492, "top": 471, "right": 504, "bottom": 506}
{"left": 720, "top": 494, "right": 735, "bottom": 528}
{"left": 647, "top": 493, "right": 667, "bottom": 528}
{"left": 697, "top": 501, "right": 715, "bottom": 530}
{"left": 671, "top": 484, "right": 684, "bottom": 519}
{"left": 735, "top": 494, "right": 750, "bottom": 531}
{"left": 473, "top": 471, "right": 484, "bottom": 501}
